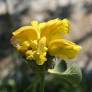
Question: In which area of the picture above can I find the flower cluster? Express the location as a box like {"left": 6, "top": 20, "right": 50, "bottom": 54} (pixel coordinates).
{"left": 11, "top": 18, "right": 81, "bottom": 65}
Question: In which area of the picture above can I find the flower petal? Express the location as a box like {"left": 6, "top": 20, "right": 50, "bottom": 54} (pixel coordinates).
{"left": 31, "top": 21, "right": 40, "bottom": 31}
{"left": 48, "top": 39, "right": 81, "bottom": 59}
{"left": 11, "top": 26, "right": 39, "bottom": 47}
{"left": 40, "top": 18, "right": 70, "bottom": 44}
{"left": 31, "top": 21, "right": 39, "bottom": 27}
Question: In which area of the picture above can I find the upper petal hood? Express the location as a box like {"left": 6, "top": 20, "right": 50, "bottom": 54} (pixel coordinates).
{"left": 40, "top": 18, "right": 70, "bottom": 44}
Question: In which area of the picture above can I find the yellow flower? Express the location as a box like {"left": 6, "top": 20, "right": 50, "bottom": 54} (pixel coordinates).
{"left": 11, "top": 18, "right": 81, "bottom": 65}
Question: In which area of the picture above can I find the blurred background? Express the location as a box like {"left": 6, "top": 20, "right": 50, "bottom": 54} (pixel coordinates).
{"left": 0, "top": 0, "right": 92, "bottom": 92}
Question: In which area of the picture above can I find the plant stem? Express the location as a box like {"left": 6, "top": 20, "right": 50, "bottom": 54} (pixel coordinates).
{"left": 31, "top": 77, "right": 37, "bottom": 92}
{"left": 39, "top": 71, "right": 45, "bottom": 92}
{"left": 24, "top": 74, "right": 37, "bottom": 92}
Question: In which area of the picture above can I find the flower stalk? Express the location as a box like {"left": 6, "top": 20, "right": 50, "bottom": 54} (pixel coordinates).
{"left": 38, "top": 68, "right": 45, "bottom": 92}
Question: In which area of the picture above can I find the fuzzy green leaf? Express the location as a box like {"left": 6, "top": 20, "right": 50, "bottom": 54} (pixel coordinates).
{"left": 48, "top": 61, "right": 82, "bottom": 85}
